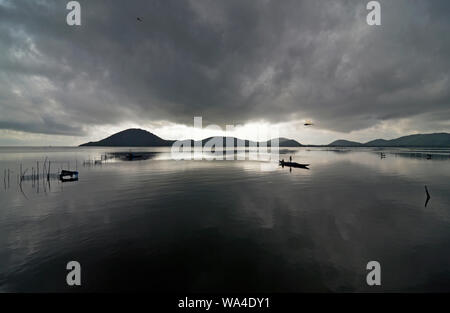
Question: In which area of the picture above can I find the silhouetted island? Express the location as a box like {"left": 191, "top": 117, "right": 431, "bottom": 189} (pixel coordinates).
{"left": 79, "top": 129, "right": 303, "bottom": 147}
{"left": 80, "top": 129, "right": 175, "bottom": 147}
{"left": 80, "top": 129, "right": 450, "bottom": 148}
{"left": 329, "top": 133, "right": 450, "bottom": 147}
{"left": 328, "top": 140, "right": 364, "bottom": 147}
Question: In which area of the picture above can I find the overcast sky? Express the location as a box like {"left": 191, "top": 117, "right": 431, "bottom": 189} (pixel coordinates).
{"left": 0, "top": 0, "right": 449, "bottom": 145}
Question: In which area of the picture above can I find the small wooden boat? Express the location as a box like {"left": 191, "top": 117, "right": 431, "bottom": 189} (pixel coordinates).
{"left": 59, "top": 170, "right": 79, "bottom": 182}
{"left": 279, "top": 160, "right": 310, "bottom": 168}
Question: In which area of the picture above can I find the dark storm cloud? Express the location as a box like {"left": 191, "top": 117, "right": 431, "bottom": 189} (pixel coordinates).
{"left": 0, "top": 0, "right": 449, "bottom": 135}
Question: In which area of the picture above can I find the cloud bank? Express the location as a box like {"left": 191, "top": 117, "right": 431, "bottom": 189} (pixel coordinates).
{"left": 0, "top": 0, "right": 449, "bottom": 144}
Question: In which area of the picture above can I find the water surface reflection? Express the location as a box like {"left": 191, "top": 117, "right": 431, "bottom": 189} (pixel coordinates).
{"left": 0, "top": 147, "right": 449, "bottom": 292}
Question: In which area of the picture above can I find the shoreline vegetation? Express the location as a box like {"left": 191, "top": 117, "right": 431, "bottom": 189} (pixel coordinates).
{"left": 78, "top": 129, "right": 450, "bottom": 148}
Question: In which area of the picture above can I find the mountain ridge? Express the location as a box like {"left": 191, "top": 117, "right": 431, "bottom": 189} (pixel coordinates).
{"left": 328, "top": 139, "right": 363, "bottom": 147}
{"left": 79, "top": 128, "right": 174, "bottom": 147}
{"left": 80, "top": 129, "right": 450, "bottom": 147}
{"left": 329, "top": 133, "right": 450, "bottom": 147}
{"left": 79, "top": 128, "right": 303, "bottom": 147}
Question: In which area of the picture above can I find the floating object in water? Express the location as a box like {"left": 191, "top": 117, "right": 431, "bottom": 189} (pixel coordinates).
{"left": 424, "top": 185, "right": 431, "bottom": 207}
{"left": 304, "top": 120, "right": 314, "bottom": 126}
{"left": 126, "top": 153, "right": 143, "bottom": 160}
{"left": 106, "top": 151, "right": 157, "bottom": 161}
{"left": 279, "top": 160, "right": 310, "bottom": 169}
{"left": 60, "top": 170, "right": 79, "bottom": 182}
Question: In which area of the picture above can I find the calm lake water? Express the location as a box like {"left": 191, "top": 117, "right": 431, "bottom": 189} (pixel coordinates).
{"left": 0, "top": 146, "right": 449, "bottom": 292}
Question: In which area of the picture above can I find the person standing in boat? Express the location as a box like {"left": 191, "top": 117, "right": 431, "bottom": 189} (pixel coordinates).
{"left": 289, "top": 156, "right": 292, "bottom": 163}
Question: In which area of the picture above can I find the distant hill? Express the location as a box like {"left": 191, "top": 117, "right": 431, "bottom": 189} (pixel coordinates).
{"left": 328, "top": 133, "right": 450, "bottom": 147}
{"left": 79, "top": 129, "right": 302, "bottom": 147}
{"left": 329, "top": 140, "right": 363, "bottom": 147}
{"left": 364, "top": 139, "right": 389, "bottom": 146}
{"left": 276, "top": 137, "right": 303, "bottom": 147}
{"left": 365, "top": 133, "right": 450, "bottom": 147}
{"left": 79, "top": 129, "right": 174, "bottom": 147}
